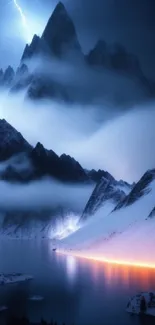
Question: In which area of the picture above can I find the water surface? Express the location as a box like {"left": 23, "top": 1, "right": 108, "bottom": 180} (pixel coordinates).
{"left": 0, "top": 240, "right": 155, "bottom": 325}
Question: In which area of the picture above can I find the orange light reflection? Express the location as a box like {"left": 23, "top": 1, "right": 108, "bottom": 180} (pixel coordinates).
{"left": 57, "top": 250, "right": 155, "bottom": 288}
{"left": 57, "top": 250, "right": 155, "bottom": 269}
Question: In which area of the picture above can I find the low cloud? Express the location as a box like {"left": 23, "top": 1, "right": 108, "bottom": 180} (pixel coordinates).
{"left": 0, "top": 178, "right": 93, "bottom": 212}
{"left": 0, "top": 82, "right": 155, "bottom": 183}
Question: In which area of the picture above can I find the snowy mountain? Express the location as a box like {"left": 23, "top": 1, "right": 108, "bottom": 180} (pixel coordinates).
{"left": 0, "top": 2, "right": 154, "bottom": 104}
{"left": 114, "top": 169, "right": 155, "bottom": 210}
{"left": 81, "top": 176, "right": 132, "bottom": 221}
{"left": 0, "top": 119, "right": 94, "bottom": 237}
{"left": 0, "top": 118, "right": 138, "bottom": 239}
{"left": 0, "top": 119, "right": 154, "bottom": 245}
{"left": 60, "top": 169, "right": 155, "bottom": 264}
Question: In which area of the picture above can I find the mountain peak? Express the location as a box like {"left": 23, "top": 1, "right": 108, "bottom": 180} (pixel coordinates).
{"left": 3, "top": 66, "right": 15, "bottom": 86}
{"left": 21, "top": 35, "right": 41, "bottom": 61}
{"left": 0, "top": 119, "right": 31, "bottom": 161}
{"left": 81, "top": 177, "right": 127, "bottom": 221}
{"left": 53, "top": 2, "right": 67, "bottom": 15}
{"left": 41, "top": 1, "right": 82, "bottom": 57}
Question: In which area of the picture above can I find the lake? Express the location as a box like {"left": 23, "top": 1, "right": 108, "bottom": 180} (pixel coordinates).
{"left": 0, "top": 240, "right": 155, "bottom": 325}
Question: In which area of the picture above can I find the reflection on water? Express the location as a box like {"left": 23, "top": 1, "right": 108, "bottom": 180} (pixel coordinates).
{"left": 66, "top": 255, "right": 77, "bottom": 282}
{"left": 0, "top": 240, "right": 155, "bottom": 325}
{"left": 101, "top": 263, "right": 155, "bottom": 289}
{"left": 59, "top": 251, "right": 155, "bottom": 290}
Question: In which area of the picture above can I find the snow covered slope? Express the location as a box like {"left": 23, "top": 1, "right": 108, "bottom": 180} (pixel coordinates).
{"left": 61, "top": 169, "right": 155, "bottom": 262}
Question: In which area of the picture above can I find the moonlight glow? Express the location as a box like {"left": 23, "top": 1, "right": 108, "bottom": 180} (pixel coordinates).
{"left": 54, "top": 215, "right": 80, "bottom": 240}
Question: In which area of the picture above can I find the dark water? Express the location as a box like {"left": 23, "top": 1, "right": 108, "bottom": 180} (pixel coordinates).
{"left": 0, "top": 240, "right": 155, "bottom": 325}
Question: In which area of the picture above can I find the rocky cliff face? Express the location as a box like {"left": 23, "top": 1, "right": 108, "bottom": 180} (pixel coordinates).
{"left": 0, "top": 1, "right": 153, "bottom": 104}
{"left": 42, "top": 2, "right": 82, "bottom": 58}
{"left": 21, "top": 2, "right": 82, "bottom": 61}
{"left": 0, "top": 119, "right": 112, "bottom": 185}
{"left": 86, "top": 41, "right": 142, "bottom": 77}
{"left": 21, "top": 35, "right": 43, "bottom": 61}
{"left": 0, "top": 119, "right": 31, "bottom": 161}
{"left": 0, "top": 3, "right": 153, "bottom": 104}
{"left": 114, "top": 169, "right": 155, "bottom": 210}
{"left": 3, "top": 66, "right": 15, "bottom": 87}
{"left": 81, "top": 176, "right": 132, "bottom": 221}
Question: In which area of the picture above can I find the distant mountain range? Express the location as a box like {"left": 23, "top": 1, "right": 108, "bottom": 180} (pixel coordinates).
{"left": 0, "top": 2, "right": 154, "bottom": 105}
{"left": 0, "top": 2, "right": 154, "bottom": 245}
{"left": 0, "top": 118, "right": 130, "bottom": 238}
{"left": 0, "top": 117, "right": 154, "bottom": 250}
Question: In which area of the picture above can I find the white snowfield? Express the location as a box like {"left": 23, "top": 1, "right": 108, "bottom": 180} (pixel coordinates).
{"left": 126, "top": 292, "right": 155, "bottom": 317}
{"left": 0, "top": 273, "right": 33, "bottom": 285}
{"left": 60, "top": 178, "right": 155, "bottom": 264}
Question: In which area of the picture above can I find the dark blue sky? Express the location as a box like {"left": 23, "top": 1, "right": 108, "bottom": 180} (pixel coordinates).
{"left": 0, "top": 0, "right": 155, "bottom": 78}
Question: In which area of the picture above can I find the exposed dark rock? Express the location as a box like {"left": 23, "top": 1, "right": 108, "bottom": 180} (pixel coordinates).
{"left": 60, "top": 153, "right": 87, "bottom": 182}
{"left": 27, "top": 75, "right": 69, "bottom": 101}
{"left": 0, "top": 2, "right": 152, "bottom": 104}
{"left": 20, "top": 2, "right": 83, "bottom": 101}
{"left": 0, "top": 119, "right": 31, "bottom": 161}
{"left": 115, "top": 169, "right": 155, "bottom": 210}
{"left": 0, "top": 119, "right": 113, "bottom": 184}
{"left": 86, "top": 40, "right": 108, "bottom": 66}
{"left": 41, "top": 1, "right": 82, "bottom": 58}
{"left": 86, "top": 40, "right": 155, "bottom": 96}
{"left": 109, "top": 43, "right": 142, "bottom": 76}
{"left": 21, "top": 35, "right": 43, "bottom": 61}
{"left": 88, "top": 169, "right": 115, "bottom": 183}
{"left": 11, "top": 64, "right": 32, "bottom": 92}
{"left": 30, "top": 142, "right": 88, "bottom": 182}
{"left": 86, "top": 41, "right": 142, "bottom": 76}
{"left": 16, "top": 63, "right": 29, "bottom": 77}
{"left": 81, "top": 176, "right": 127, "bottom": 221}
{"left": 3, "top": 66, "right": 15, "bottom": 86}
{"left": 0, "top": 69, "right": 3, "bottom": 84}
{"left": 147, "top": 206, "right": 155, "bottom": 219}
{"left": 21, "top": 2, "right": 82, "bottom": 61}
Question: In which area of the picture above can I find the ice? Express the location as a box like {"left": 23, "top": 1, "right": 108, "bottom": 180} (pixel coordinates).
{"left": 126, "top": 292, "right": 155, "bottom": 317}
{"left": 0, "top": 273, "right": 33, "bottom": 285}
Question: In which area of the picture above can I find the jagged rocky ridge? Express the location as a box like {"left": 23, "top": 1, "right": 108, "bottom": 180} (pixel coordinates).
{"left": 0, "top": 119, "right": 99, "bottom": 184}
{"left": 0, "top": 2, "right": 154, "bottom": 103}
{"left": 81, "top": 176, "right": 132, "bottom": 221}
{"left": 0, "top": 118, "right": 122, "bottom": 238}
{"left": 80, "top": 168, "right": 155, "bottom": 224}
{"left": 114, "top": 169, "right": 155, "bottom": 210}
{"left": 22, "top": 2, "right": 82, "bottom": 60}
{"left": 0, "top": 119, "right": 154, "bottom": 241}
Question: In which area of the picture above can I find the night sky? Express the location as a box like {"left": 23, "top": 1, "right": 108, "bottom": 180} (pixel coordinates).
{"left": 0, "top": 0, "right": 155, "bottom": 78}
